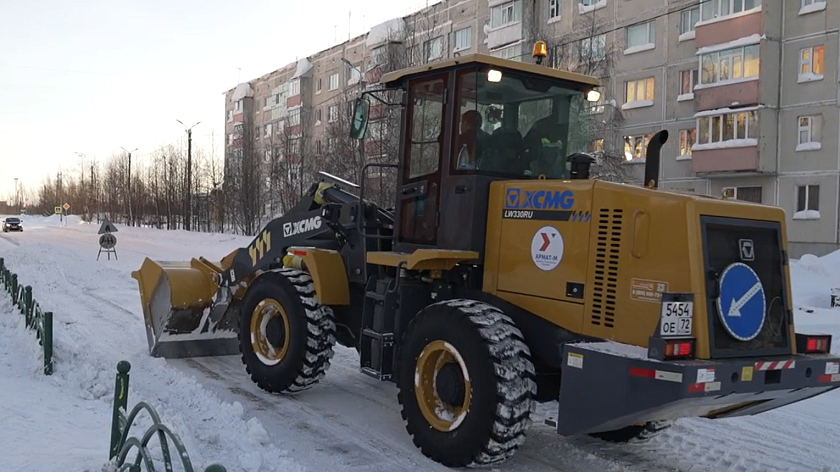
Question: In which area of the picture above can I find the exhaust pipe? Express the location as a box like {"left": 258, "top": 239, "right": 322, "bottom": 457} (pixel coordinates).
{"left": 643, "top": 130, "right": 669, "bottom": 189}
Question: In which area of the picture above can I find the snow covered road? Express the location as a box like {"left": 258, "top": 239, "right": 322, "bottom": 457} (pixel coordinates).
{"left": 1, "top": 215, "right": 839, "bottom": 472}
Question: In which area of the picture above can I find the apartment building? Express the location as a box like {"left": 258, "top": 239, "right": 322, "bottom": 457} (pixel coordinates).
{"left": 224, "top": 0, "right": 837, "bottom": 256}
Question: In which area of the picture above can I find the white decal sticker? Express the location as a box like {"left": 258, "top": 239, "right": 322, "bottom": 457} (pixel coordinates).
{"left": 567, "top": 352, "right": 583, "bottom": 369}
{"left": 826, "top": 362, "right": 840, "bottom": 375}
{"left": 531, "top": 225, "right": 564, "bottom": 271}
{"left": 696, "top": 368, "right": 716, "bottom": 383}
{"left": 704, "top": 381, "right": 721, "bottom": 392}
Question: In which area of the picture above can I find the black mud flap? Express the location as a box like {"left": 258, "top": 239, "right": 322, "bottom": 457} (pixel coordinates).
{"left": 553, "top": 341, "right": 840, "bottom": 436}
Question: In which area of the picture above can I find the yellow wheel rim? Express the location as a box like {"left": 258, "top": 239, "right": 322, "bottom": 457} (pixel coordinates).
{"left": 414, "top": 340, "right": 472, "bottom": 432}
{"left": 249, "top": 299, "right": 290, "bottom": 365}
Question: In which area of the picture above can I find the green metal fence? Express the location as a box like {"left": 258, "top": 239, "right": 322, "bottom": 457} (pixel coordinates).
{"left": 0, "top": 257, "right": 53, "bottom": 375}
{"left": 109, "top": 361, "right": 227, "bottom": 472}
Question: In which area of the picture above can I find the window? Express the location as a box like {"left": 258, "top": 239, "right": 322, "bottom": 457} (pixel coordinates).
{"left": 623, "top": 77, "right": 655, "bottom": 105}
{"left": 227, "top": 110, "right": 233, "bottom": 122}
{"left": 680, "top": 69, "right": 698, "bottom": 97}
{"left": 580, "top": 34, "right": 606, "bottom": 61}
{"left": 316, "top": 140, "right": 322, "bottom": 154}
{"left": 371, "top": 45, "right": 387, "bottom": 67}
{"left": 701, "top": 0, "right": 761, "bottom": 21}
{"left": 699, "top": 44, "right": 759, "bottom": 86}
{"left": 589, "top": 139, "right": 604, "bottom": 153}
{"left": 264, "top": 123, "right": 272, "bottom": 136}
{"left": 679, "top": 129, "right": 696, "bottom": 156}
{"left": 234, "top": 100, "right": 242, "bottom": 112}
{"left": 316, "top": 78, "right": 322, "bottom": 93}
{"left": 315, "top": 108, "right": 322, "bottom": 123}
{"left": 288, "top": 79, "right": 300, "bottom": 97}
{"left": 346, "top": 63, "right": 362, "bottom": 84}
{"left": 723, "top": 186, "right": 762, "bottom": 203}
{"left": 549, "top": 0, "right": 561, "bottom": 20}
{"left": 328, "top": 105, "right": 338, "bottom": 122}
{"left": 328, "top": 73, "right": 339, "bottom": 91}
{"left": 625, "top": 21, "right": 655, "bottom": 50}
{"left": 424, "top": 37, "right": 444, "bottom": 62}
{"left": 490, "top": 0, "right": 521, "bottom": 28}
{"left": 680, "top": 7, "right": 700, "bottom": 35}
{"left": 696, "top": 109, "right": 758, "bottom": 147}
{"left": 454, "top": 27, "right": 471, "bottom": 51}
{"left": 799, "top": 45, "right": 824, "bottom": 82}
{"left": 490, "top": 43, "right": 522, "bottom": 61}
{"left": 288, "top": 108, "right": 301, "bottom": 127}
{"left": 588, "top": 95, "right": 605, "bottom": 114}
{"left": 801, "top": 0, "right": 826, "bottom": 9}
{"left": 624, "top": 134, "right": 652, "bottom": 161}
{"left": 796, "top": 185, "right": 819, "bottom": 213}
{"left": 797, "top": 115, "right": 822, "bottom": 151}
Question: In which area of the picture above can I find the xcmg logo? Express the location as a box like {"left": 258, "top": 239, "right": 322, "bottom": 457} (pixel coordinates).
{"left": 283, "top": 216, "right": 323, "bottom": 238}
{"left": 505, "top": 188, "right": 575, "bottom": 210}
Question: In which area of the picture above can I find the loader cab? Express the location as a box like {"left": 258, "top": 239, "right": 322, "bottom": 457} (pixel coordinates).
{"left": 352, "top": 53, "right": 601, "bottom": 258}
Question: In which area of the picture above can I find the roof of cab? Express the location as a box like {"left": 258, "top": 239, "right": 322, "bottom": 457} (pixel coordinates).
{"left": 378, "top": 53, "right": 601, "bottom": 88}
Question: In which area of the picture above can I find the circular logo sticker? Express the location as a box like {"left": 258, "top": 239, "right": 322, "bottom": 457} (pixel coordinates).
{"left": 716, "top": 262, "right": 766, "bottom": 341}
{"left": 531, "top": 226, "right": 564, "bottom": 271}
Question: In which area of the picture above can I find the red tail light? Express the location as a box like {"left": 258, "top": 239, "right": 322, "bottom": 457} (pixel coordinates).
{"left": 796, "top": 333, "right": 832, "bottom": 354}
{"left": 664, "top": 339, "right": 694, "bottom": 359}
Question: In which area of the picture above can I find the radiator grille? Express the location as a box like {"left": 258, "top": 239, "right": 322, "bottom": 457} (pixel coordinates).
{"left": 591, "top": 209, "right": 623, "bottom": 328}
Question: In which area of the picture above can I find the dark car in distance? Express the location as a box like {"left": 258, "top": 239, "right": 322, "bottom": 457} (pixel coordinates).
{"left": 2, "top": 217, "right": 22, "bottom": 232}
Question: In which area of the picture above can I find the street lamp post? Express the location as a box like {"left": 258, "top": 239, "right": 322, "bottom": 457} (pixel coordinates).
{"left": 177, "top": 119, "right": 201, "bottom": 231}
{"left": 13, "top": 177, "right": 18, "bottom": 213}
{"left": 120, "top": 146, "right": 138, "bottom": 226}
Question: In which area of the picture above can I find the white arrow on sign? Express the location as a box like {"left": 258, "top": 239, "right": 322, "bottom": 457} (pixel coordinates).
{"left": 727, "top": 281, "right": 763, "bottom": 318}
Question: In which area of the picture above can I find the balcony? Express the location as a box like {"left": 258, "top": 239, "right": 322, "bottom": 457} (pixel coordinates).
{"left": 695, "top": 4, "right": 762, "bottom": 49}
{"left": 691, "top": 145, "right": 759, "bottom": 173}
{"left": 690, "top": 106, "right": 761, "bottom": 173}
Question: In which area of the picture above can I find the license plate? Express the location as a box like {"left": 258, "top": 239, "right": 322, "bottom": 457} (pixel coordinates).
{"left": 660, "top": 301, "right": 693, "bottom": 337}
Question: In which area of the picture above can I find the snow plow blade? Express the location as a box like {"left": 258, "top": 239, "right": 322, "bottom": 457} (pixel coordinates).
{"left": 554, "top": 342, "right": 840, "bottom": 437}
{"left": 131, "top": 257, "right": 241, "bottom": 358}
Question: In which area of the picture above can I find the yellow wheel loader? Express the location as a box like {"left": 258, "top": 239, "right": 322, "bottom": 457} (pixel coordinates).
{"left": 132, "top": 45, "right": 840, "bottom": 467}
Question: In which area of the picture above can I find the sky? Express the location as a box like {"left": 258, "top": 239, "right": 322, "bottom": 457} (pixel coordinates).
{"left": 0, "top": 0, "right": 434, "bottom": 203}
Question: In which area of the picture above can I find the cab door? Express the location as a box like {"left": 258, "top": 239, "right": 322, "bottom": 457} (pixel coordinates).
{"left": 396, "top": 74, "right": 449, "bottom": 248}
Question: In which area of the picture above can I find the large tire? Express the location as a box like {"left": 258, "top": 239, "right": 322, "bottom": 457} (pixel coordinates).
{"left": 396, "top": 299, "right": 536, "bottom": 467}
{"left": 239, "top": 268, "right": 336, "bottom": 393}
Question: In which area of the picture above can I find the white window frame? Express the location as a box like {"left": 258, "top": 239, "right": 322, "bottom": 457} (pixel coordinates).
{"left": 424, "top": 36, "right": 444, "bottom": 62}
{"left": 699, "top": 44, "right": 760, "bottom": 87}
{"left": 580, "top": 34, "right": 606, "bottom": 61}
{"left": 490, "top": 43, "right": 522, "bottom": 61}
{"left": 800, "top": 0, "right": 826, "bottom": 14}
{"left": 288, "top": 108, "right": 301, "bottom": 127}
{"left": 624, "top": 134, "right": 652, "bottom": 162}
{"left": 453, "top": 27, "right": 471, "bottom": 52}
{"left": 624, "top": 21, "right": 656, "bottom": 54}
{"left": 679, "top": 69, "right": 698, "bottom": 100}
{"left": 695, "top": 109, "right": 759, "bottom": 149}
{"left": 678, "top": 129, "right": 696, "bottom": 159}
{"left": 234, "top": 100, "right": 242, "bottom": 112}
{"left": 490, "top": 0, "right": 521, "bottom": 29}
{"left": 328, "top": 105, "right": 338, "bottom": 123}
{"left": 328, "top": 73, "right": 339, "bottom": 91}
{"left": 798, "top": 45, "right": 824, "bottom": 83}
{"left": 701, "top": 0, "right": 761, "bottom": 22}
{"left": 679, "top": 7, "right": 700, "bottom": 37}
{"left": 288, "top": 79, "right": 300, "bottom": 97}
{"left": 796, "top": 115, "right": 822, "bottom": 151}
{"left": 793, "top": 184, "right": 820, "bottom": 220}
{"left": 316, "top": 78, "right": 322, "bottom": 93}
{"left": 622, "top": 77, "right": 655, "bottom": 110}
{"left": 549, "top": 0, "right": 561, "bottom": 21}
{"left": 227, "top": 110, "right": 233, "bottom": 122}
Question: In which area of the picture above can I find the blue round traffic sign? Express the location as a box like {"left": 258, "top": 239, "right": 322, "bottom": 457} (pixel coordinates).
{"left": 716, "top": 262, "right": 766, "bottom": 341}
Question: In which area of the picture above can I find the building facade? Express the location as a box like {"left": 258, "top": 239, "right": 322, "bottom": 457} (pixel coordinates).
{"left": 224, "top": 0, "right": 836, "bottom": 257}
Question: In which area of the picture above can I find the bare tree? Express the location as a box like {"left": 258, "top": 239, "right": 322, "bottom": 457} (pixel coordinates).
{"left": 538, "top": 13, "right": 631, "bottom": 182}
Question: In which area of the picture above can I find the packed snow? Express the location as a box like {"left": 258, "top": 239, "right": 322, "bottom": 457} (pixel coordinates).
{"left": 1, "top": 214, "right": 839, "bottom": 472}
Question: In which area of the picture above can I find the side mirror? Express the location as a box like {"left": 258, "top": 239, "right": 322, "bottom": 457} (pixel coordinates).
{"left": 349, "top": 96, "right": 371, "bottom": 140}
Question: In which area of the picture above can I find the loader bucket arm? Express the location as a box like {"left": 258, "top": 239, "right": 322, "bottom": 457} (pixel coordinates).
{"left": 130, "top": 180, "right": 375, "bottom": 358}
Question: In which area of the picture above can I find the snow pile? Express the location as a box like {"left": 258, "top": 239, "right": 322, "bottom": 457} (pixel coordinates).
{"left": 366, "top": 18, "right": 405, "bottom": 47}
{"left": 0, "top": 225, "right": 299, "bottom": 472}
